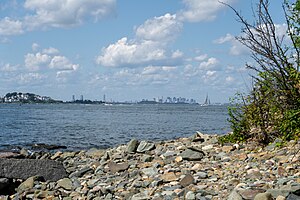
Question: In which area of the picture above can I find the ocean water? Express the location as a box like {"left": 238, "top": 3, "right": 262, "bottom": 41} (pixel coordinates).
{"left": 0, "top": 104, "right": 230, "bottom": 151}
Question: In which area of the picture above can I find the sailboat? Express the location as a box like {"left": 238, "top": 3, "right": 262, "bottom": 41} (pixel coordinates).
{"left": 201, "top": 94, "right": 211, "bottom": 106}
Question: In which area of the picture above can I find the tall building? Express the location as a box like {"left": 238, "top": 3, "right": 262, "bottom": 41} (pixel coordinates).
{"left": 80, "top": 95, "right": 83, "bottom": 101}
{"left": 72, "top": 95, "right": 75, "bottom": 102}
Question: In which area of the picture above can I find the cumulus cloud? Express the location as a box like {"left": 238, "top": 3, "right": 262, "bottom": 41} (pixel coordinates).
{"left": 23, "top": 0, "right": 116, "bottom": 29}
{"left": 25, "top": 52, "right": 51, "bottom": 71}
{"left": 0, "top": 17, "right": 23, "bottom": 36}
{"left": 178, "top": 0, "right": 235, "bottom": 22}
{"left": 0, "top": 0, "right": 116, "bottom": 36}
{"left": 136, "top": 13, "right": 182, "bottom": 42}
{"left": 97, "top": 14, "right": 184, "bottom": 68}
{"left": 0, "top": 63, "right": 19, "bottom": 72}
{"left": 199, "top": 57, "right": 219, "bottom": 70}
{"left": 25, "top": 44, "right": 79, "bottom": 73}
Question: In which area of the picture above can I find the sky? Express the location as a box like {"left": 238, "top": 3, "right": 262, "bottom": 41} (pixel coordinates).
{"left": 0, "top": 0, "right": 288, "bottom": 103}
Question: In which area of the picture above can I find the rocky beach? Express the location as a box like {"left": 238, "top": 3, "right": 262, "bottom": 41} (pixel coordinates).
{"left": 0, "top": 132, "right": 299, "bottom": 200}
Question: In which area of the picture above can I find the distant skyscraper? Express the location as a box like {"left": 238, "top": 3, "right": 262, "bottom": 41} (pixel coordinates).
{"left": 80, "top": 95, "right": 83, "bottom": 101}
{"left": 72, "top": 95, "right": 75, "bottom": 102}
{"left": 103, "top": 94, "right": 106, "bottom": 102}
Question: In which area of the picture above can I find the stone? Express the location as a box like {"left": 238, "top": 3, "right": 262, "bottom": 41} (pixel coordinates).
{"left": 161, "top": 172, "right": 177, "bottom": 182}
{"left": 57, "top": 178, "right": 73, "bottom": 190}
{"left": 136, "top": 141, "right": 155, "bottom": 153}
{"left": 180, "top": 149, "right": 204, "bottom": 161}
{"left": 175, "top": 156, "right": 183, "bottom": 162}
{"left": 185, "top": 191, "right": 196, "bottom": 200}
{"left": 254, "top": 193, "right": 272, "bottom": 200}
{"left": 85, "top": 148, "right": 105, "bottom": 158}
{"left": 180, "top": 174, "right": 194, "bottom": 187}
{"left": 107, "top": 161, "right": 129, "bottom": 173}
{"left": 20, "top": 148, "right": 30, "bottom": 157}
{"left": 196, "top": 171, "right": 208, "bottom": 179}
{"left": 287, "top": 194, "right": 300, "bottom": 200}
{"left": 127, "top": 139, "right": 139, "bottom": 153}
{"left": 0, "top": 158, "right": 67, "bottom": 181}
{"left": 141, "top": 167, "right": 158, "bottom": 177}
{"left": 0, "top": 152, "right": 21, "bottom": 159}
{"left": 276, "top": 196, "right": 286, "bottom": 200}
{"left": 131, "top": 193, "right": 149, "bottom": 200}
{"left": 202, "top": 145, "right": 214, "bottom": 151}
{"left": 69, "top": 167, "right": 93, "bottom": 178}
{"left": 190, "top": 132, "right": 205, "bottom": 142}
{"left": 17, "top": 176, "right": 44, "bottom": 192}
{"left": 228, "top": 190, "right": 243, "bottom": 200}
{"left": 266, "top": 189, "right": 291, "bottom": 198}
{"left": 240, "top": 189, "right": 265, "bottom": 199}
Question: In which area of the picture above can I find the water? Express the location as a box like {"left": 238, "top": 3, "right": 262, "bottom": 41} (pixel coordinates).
{"left": 0, "top": 104, "right": 230, "bottom": 151}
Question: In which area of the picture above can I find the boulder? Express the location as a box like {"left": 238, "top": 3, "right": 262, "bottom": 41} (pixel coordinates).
{"left": 180, "top": 174, "right": 195, "bottom": 187}
{"left": 0, "top": 158, "right": 67, "bottom": 181}
{"left": 180, "top": 149, "right": 204, "bottom": 161}
{"left": 127, "top": 139, "right": 139, "bottom": 153}
{"left": 107, "top": 161, "right": 129, "bottom": 173}
{"left": 136, "top": 141, "right": 155, "bottom": 153}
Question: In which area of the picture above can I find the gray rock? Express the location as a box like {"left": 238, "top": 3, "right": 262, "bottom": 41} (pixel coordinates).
{"left": 180, "top": 174, "right": 194, "bottom": 187}
{"left": 180, "top": 149, "right": 204, "bottom": 161}
{"left": 196, "top": 171, "right": 208, "bottom": 179}
{"left": 185, "top": 191, "right": 196, "bottom": 200}
{"left": 141, "top": 167, "right": 158, "bottom": 177}
{"left": 131, "top": 193, "right": 149, "bottom": 200}
{"left": 228, "top": 190, "right": 243, "bottom": 200}
{"left": 0, "top": 158, "right": 67, "bottom": 181}
{"left": 266, "top": 189, "right": 292, "bottom": 198}
{"left": 254, "top": 193, "right": 272, "bottom": 200}
{"left": 69, "top": 167, "right": 93, "bottom": 178}
{"left": 127, "top": 139, "right": 139, "bottom": 153}
{"left": 57, "top": 178, "right": 73, "bottom": 190}
{"left": 17, "top": 176, "right": 44, "bottom": 193}
{"left": 107, "top": 161, "right": 129, "bottom": 173}
{"left": 287, "top": 193, "right": 300, "bottom": 200}
{"left": 137, "top": 141, "right": 155, "bottom": 153}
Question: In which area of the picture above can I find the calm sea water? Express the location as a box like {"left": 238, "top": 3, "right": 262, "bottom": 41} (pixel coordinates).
{"left": 0, "top": 104, "right": 230, "bottom": 151}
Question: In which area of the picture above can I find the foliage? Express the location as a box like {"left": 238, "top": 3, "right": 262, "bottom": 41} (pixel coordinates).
{"left": 220, "top": 0, "right": 300, "bottom": 145}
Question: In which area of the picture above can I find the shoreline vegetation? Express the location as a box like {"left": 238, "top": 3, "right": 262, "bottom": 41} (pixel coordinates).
{"left": 0, "top": 132, "right": 299, "bottom": 199}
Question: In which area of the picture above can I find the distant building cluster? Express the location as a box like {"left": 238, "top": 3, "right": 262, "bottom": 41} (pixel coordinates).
{"left": 0, "top": 92, "right": 56, "bottom": 103}
{"left": 140, "top": 97, "right": 197, "bottom": 104}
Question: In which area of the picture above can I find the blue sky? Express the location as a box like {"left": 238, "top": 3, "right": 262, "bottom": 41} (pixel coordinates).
{"left": 0, "top": 0, "right": 287, "bottom": 103}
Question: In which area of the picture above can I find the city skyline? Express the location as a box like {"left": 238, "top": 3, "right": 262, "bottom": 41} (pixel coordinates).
{"left": 0, "top": 1, "right": 287, "bottom": 103}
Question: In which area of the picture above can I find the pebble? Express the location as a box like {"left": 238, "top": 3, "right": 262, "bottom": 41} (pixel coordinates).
{"left": 2, "top": 132, "right": 299, "bottom": 200}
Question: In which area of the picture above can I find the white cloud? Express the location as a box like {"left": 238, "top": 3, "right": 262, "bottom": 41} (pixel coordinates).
{"left": 199, "top": 57, "right": 219, "bottom": 70}
{"left": 97, "top": 13, "right": 184, "bottom": 68}
{"left": 96, "top": 37, "right": 167, "bottom": 67}
{"left": 32, "top": 43, "right": 40, "bottom": 51}
{"left": 0, "top": 0, "right": 116, "bottom": 36}
{"left": 18, "top": 72, "right": 45, "bottom": 84}
{"left": 214, "top": 33, "right": 234, "bottom": 44}
{"left": 136, "top": 13, "right": 182, "bottom": 43}
{"left": 25, "top": 44, "right": 79, "bottom": 73}
{"left": 0, "top": 17, "right": 23, "bottom": 36}
{"left": 49, "top": 56, "right": 79, "bottom": 71}
{"left": 23, "top": 0, "right": 116, "bottom": 29}
{"left": 0, "top": 63, "right": 19, "bottom": 72}
{"left": 194, "top": 54, "right": 208, "bottom": 62}
{"left": 25, "top": 52, "right": 51, "bottom": 71}
{"left": 178, "top": 0, "right": 235, "bottom": 22}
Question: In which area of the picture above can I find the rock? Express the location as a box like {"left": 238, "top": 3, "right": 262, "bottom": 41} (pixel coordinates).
{"left": 20, "top": 148, "right": 30, "bottom": 157}
{"left": 127, "top": 139, "right": 139, "bottom": 153}
{"left": 69, "top": 167, "right": 93, "bottom": 178}
{"left": 136, "top": 141, "right": 155, "bottom": 153}
{"left": 240, "top": 189, "right": 265, "bottom": 199}
{"left": 141, "top": 167, "right": 158, "bottom": 177}
{"left": 0, "top": 158, "right": 67, "bottom": 181}
{"left": 31, "top": 143, "right": 67, "bottom": 150}
{"left": 57, "top": 178, "right": 73, "bottom": 190}
{"left": 202, "top": 145, "right": 214, "bottom": 151}
{"left": 17, "top": 176, "right": 44, "bottom": 192}
{"left": 195, "top": 171, "right": 208, "bottom": 179}
{"left": 228, "top": 190, "right": 243, "bottom": 200}
{"left": 0, "top": 152, "right": 21, "bottom": 159}
{"left": 131, "top": 193, "right": 149, "bottom": 200}
{"left": 107, "top": 161, "right": 129, "bottom": 173}
{"left": 266, "top": 189, "right": 291, "bottom": 198}
{"left": 175, "top": 156, "right": 183, "bottom": 162}
{"left": 185, "top": 191, "right": 196, "bottom": 200}
{"left": 287, "top": 194, "right": 300, "bottom": 200}
{"left": 85, "top": 148, "right": 105, "bottom": 158}
{"left": 180, "top": 149, "right": 204, "bottom": 161}
{"left": 254, "top": 193, "right": 272, "bottom": 200}
{"left": 276, "top": 196, "right": 286, "bottom": 200}
{"left": 190, "top": 132, "right": 205, "bottom": 142}
{"left": 180, "top": 174, "right": 194, "bottom": 187}
{"left": 161, "top": 172, "right": 177, "bottom": 182}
